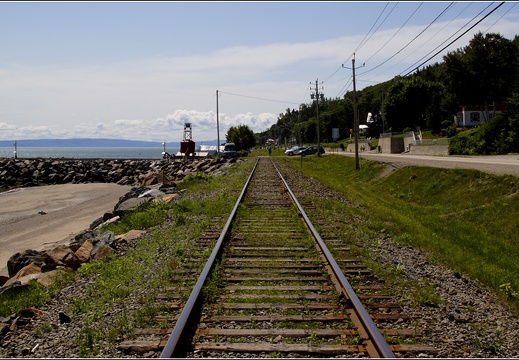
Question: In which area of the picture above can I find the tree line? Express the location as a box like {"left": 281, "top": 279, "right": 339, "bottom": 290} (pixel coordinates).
{"left": 253, "top": 32, "right": 519, "bottom": 155}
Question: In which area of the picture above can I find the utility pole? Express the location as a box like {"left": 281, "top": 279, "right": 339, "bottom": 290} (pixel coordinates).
{"left": 298, "top": 104, "right": 302, "bottom": 146}
{"left": 310, "top": 79, "right": 324, "bottom": 156}
{"left": 342, "top": 53, "right": 364, "bottom": 170}
{"left": 216, "top": 90, "right": 220, "bottom": 157}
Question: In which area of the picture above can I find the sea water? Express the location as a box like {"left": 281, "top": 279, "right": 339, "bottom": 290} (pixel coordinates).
{"left": 0, "top": 147, "right": 180, "bottom": 160}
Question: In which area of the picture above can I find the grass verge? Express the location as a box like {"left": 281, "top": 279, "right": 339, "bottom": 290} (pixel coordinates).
{"left": 280, "top": 154, "right": 519, "bottom": 312}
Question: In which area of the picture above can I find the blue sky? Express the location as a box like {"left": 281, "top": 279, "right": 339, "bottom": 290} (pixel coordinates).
{"left": 1, "top": 1, "right": 518, "bottom": 143}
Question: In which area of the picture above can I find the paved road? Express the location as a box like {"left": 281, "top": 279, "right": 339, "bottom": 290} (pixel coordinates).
{"left": 329, "top": 151, "right": 519, "bottom": 176}
{"left": 0, "top": 183, "right": 132, "bottom": 277}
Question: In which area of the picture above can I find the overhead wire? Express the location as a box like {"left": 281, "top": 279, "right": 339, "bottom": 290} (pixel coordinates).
{"left": 218, "top": 90, "right": 301, "bottom": 106}
{"left": 483, "top": 1, "right": 517, "bottom": 34}
{"left": 313, "top": 2, "right": 509, "bottom": 108}
{"left": 320, "top": 2, "right": 394, "bottom": 84}
{"left": 353, "top": 2, "right": 393, "bottom": 55}
{"left": 336, "top": 75, "right": 353, "bottom": 99}
{"left": 402, "top": 1, "right": 505, "bottom": 77}
{"left": 336, "top": 2, "right": 421, "bottom": 98}
{"left": 363, "top": 1, "right": 469, "bottom": 82}
{"left": 358, "top": 2, "right": 454, "bottom": 76}
{"left": 398, "top": 2, "right": 493, "bottom": 76}
{"left": 362, "top": 3, "right": 423, "bottom": 65}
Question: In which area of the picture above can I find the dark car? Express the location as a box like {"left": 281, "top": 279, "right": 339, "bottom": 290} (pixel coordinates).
{"left": 222, "top": 143, "right": 237, "bottom": 158}
{"left": 302, "top": 146, "right": 325, "bottom": 155}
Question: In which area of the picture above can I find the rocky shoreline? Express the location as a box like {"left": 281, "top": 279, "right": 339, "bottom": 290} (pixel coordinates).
{"left": 0, "top": 156, "right": 237, "bottom": 304}
{"left": 0, "top": 156, "right": 233, "bottom": 190}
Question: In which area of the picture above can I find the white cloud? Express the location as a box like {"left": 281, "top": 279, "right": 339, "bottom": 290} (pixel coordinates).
{"left": 0, "top": 108, "right": 279, "bottom": 142}
{"left": 1, "top": 10, "right": 518, "bottom": 142}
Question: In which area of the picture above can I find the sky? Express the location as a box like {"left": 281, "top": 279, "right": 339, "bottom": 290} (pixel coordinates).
{"left": 1, "top": 1, "right": 518, "bottom": 143}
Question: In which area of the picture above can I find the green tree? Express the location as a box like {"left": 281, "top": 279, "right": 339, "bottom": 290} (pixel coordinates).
{"left": 226, "top": 124, "right": 256, "bottom": 151}
{"left": 443, "top": 32, "right": 519, "bottom": 112}
{"left": 383, "top": 76, "right": 434, "bottom": 132}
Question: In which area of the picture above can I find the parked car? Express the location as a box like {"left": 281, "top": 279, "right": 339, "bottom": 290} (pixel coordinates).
{"left": 222, "top": 143, "right": 237, "bottom": 158}
{"left": 302, "top": 146, "right": 325, "bottom": 156}
{"left": 284, "top": 146, "right": 307, "bottom": 156}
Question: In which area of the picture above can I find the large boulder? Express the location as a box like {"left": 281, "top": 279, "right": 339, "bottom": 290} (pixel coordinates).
{"left": 3, "top": 263, "right": 42, "bottom": 287}
{"left": 115, "top": 229, "right": 146, "bottom": 245}
{"left": 0, "top": 281, "right": 28, "bottom": 296}
{"left": 46, "top": 245, "right": 82, "bottom": 270}
{"left": 75, "top": 239, "right": 93, "bottom": 263}
{"left": 93, "top": 245, "right": 114, "bottom": 261}
{"left": 90, "top": 231, "right": 116, "bottom": 259}
{"left": 7, "top": 250, "right": 56, "bottom": 278}
{"left": 37, "top": 269, "right": 68, "bottom": 287}
{"left": 114, "top": 197, "right": 152, "bottom": 213}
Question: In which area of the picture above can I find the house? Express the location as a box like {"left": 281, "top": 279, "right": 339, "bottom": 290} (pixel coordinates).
{"left": 455, "top": 103, "right": 506, "bottom": 127}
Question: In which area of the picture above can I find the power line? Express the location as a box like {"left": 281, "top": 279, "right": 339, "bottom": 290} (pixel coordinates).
{"left": 363, "top": 1, "right": 469, "bottom": 81}
{"left": 399, "top": 2, "right": 493, "bottom": 76}
{"left": 336, "top": 76, "right": 353, "bottom": 99}
{"left": 218, "top": 90, "right": 300, "bottom": 106}
{"left": 483, "top": 1, "right": 517, "bottom": 34}
{"left": 353, "top": 2, "right": 392, "bottom": 55}
{"left": 358, "top": 2, "right": 454, "bottom": 76}
{"left": 402, "top": 1, "right": 505, "bottom": 77}
{"left": 321, "top": 2, "right": 395, "bottom": 84}
{"left": 362, "top": 3, "right": 423, "bottom": 65}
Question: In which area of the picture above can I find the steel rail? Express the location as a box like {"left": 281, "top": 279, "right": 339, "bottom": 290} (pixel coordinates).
{"left": 271, "top": 158, "right": 396, "bottom": 358}
{"left": 160, "top": 158, "right": 259, "bottom": 358}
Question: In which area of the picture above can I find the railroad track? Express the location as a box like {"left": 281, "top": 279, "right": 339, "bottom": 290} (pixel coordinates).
{"left": 118, "top": 156, "right": 436, "bottom": 358}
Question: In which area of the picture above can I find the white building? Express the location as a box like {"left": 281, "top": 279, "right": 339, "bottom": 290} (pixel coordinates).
{"left": 455, "top": 104, "right": 506, "bottom": 127}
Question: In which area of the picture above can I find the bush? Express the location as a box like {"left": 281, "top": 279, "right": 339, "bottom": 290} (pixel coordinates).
{"left": 237, "top": 149, "right": 250, "bottom": 157}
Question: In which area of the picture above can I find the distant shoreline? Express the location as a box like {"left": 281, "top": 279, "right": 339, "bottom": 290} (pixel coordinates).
{"left": 0, "top": 138, "right": 220, "bottom": 148}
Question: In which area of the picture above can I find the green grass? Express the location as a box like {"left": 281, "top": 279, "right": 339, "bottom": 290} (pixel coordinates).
{"left": 69, "top": 162, "right": 254, "bottom": 356}
{"left": 0, "top": 269, "right": 75, "bottom": 318}
{"left": 0, "top": 282, "right": 50, "bottom": 317}
{"left": 279, "top": 154, "right": 519, "bottom": 312}
{"left": 0, "top": 160, "right": 255, "bottom": 356}
{"left": 3, "top": 154, "right": 519, "bottom": 354}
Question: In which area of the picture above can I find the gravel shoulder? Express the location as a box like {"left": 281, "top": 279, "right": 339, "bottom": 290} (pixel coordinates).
{"left": 0, "top": 183, "right": 132, "bottom": 277}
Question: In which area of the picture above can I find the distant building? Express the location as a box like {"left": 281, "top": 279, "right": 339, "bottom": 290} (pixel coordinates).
{"left": 359, "top": 124, "right": 369, "bottom": 134}
{"left": 455, "top": 103, "right": 506, "bottom": 127}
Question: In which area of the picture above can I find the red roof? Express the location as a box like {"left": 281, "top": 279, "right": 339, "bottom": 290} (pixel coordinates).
{"left": 461, "top": 103, "right": 507, "bottom": 112}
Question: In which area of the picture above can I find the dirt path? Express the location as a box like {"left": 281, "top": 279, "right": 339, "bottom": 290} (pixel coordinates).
{"left": 0, "top": 183, "right": 132, "bottom": 277}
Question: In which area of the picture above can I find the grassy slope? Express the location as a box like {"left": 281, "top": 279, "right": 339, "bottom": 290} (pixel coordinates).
{"left": 278, "top": 153, "right": 519, "bottom": 310}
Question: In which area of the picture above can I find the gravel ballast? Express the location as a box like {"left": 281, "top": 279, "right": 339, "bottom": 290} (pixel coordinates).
{"left": 1, "top": 158, "right": 518, "bottom": 358}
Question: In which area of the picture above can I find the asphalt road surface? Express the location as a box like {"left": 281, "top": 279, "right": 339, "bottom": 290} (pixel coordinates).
{"left": 331, "top": 151, "right": 519, "bottom": 176}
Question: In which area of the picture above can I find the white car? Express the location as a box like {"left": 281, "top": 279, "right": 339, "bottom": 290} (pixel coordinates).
{"left": 284, "top": 146, "right": 307, "bottom": 156}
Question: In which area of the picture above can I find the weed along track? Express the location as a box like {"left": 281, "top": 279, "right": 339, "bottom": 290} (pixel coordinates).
{"left": 119, "top": 157, "right": 437, "bottom": 358}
